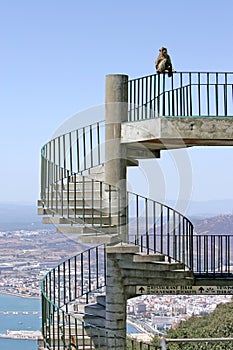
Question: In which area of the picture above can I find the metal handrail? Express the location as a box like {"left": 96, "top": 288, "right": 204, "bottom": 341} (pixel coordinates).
{"left": 128, "top": 72, "right": 233, "bottom": 120}
{"left": 41, "top": 244, "right": 161, "bottom": 350}
{"left": 127, "top": 191, "right": 194, "bottom": 270}
{"left": 40, "top": 120, "right": 194, "bottom": 270}
{"left": 40, "top": 120, "right": 122, "bottom": 231}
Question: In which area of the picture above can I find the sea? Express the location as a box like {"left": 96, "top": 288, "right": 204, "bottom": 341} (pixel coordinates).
{"left": 0, "top": 293, "right": 140, "bottom": 350}
{"left": 0, "top": 294, "right": 40, "bottom": 350}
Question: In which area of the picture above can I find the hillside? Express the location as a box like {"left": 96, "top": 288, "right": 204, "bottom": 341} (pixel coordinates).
{"left": 193, "top": 214, "right": 233, "bottom": 235}
{"left": 163, "top": 298, "right": 233, "bottom": 349}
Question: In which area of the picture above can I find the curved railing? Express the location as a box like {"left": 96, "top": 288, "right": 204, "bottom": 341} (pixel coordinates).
{"left": 41, "top": 244, "right": 107, "bottom": 349}
{"left": 39, "top": 72, "right": 233, "bottom": 349}
{"left": 127, "top": 191, "right": 193, "bottom": 269}
{"left": 41, "top": 244, "right": 162, "bottom": 349}
{"left": 40, "top": 120, "right": 123, "bottom": 231}
{"left": 40, "top": 119, "right": 194, "bottom": 269}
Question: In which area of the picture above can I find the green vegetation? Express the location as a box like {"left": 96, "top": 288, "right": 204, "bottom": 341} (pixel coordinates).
{"left": 151, "top": 298, "right": 233, "bottom": 349}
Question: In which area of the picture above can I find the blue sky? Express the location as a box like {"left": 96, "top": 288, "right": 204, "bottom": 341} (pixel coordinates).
{"left": 0, "top": 0, "right": 233, "bottom": 207}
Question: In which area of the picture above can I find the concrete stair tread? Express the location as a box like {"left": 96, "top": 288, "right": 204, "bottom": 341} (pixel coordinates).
{"left": 56, "top": 225, "right": 117, "bottom": 234}
{"left": 84, "top": 313, "right": 105, "bottom": 319}
{"left": 96, "top": 295, "right": 106, "bottom": 307}
{"left": 77, "top": 233, "right": 120, "bottom": 245}
{"left": 38, "top": 207, "right": 118, "bottom": 217}
{"left": 125, "top": 268, "right": 193, "bottom": 275}
{"left": 85, "top": 304, "right": 106, "bottom": 318}
{"left": 133, "top": 253, "right": 165, "bottom": 262}
{"left": 106, "top": 243, "right": 139, "bottom": 254}
{"left": 85, "top": 303, "right": 105, "bottom": 311}
{"left": 39, "top": 212, "right": 119, "bottom": 225}
{"left": 42, "top": 216, "right": 118, "bottom": 230}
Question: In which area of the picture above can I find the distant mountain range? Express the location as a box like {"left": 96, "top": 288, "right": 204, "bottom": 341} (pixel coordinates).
{"left": 192, "top": 214, "right": 233, "bottom": 235}
{"left": 166, "top": 199, "right": 233, "bottom": 219}
{"left": 0, "top": 199, "right": 233, "bottom": 231}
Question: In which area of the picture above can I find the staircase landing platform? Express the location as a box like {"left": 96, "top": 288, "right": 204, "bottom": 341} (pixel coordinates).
{"left": 121, "top": 117, "right": 233, "bottom": 153}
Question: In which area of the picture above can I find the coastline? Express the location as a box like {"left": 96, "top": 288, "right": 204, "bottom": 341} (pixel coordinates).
{"left": 0, "top": 291, "right": 40, "bottom": 300}
{"left": 127, "top": 319, "right": 153, "bottom": 343}
{"left": 0, "top": 293, "right": 41, "bottom": 349}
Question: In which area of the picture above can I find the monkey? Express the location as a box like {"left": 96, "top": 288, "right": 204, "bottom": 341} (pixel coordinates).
{"left": 68, "top": 335, "right": 77, "bottom": 349}
{"left": 155, "top": 47, "right": 174, "bottom": 77}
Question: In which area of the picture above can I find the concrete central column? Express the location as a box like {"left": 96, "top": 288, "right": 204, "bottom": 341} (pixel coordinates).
{"left": 105, "top": 74, "right": 128, "bottom": 242}
{"left": 105, "top": 248, "right": 127, "bottom": 350}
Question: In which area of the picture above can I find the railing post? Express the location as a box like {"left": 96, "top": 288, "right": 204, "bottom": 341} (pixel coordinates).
{"left": 105, "top": 74, "right": 128, "bottom": 242}
{"left": 161, "top": 337, "right": 167, "bottom": 350}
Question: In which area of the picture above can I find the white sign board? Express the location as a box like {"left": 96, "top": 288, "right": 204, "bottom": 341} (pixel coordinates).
{"left": 136, "top": 285, "right": 233, "bottom": 295}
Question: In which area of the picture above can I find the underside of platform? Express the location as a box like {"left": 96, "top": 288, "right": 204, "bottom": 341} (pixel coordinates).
{"left": 121, "top": 117, "right": 233, "bottom": 156}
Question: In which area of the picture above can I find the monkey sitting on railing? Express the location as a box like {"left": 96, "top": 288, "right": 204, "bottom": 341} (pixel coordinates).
{"left": 155, "top": 47, "right": 175, "bottom": 77}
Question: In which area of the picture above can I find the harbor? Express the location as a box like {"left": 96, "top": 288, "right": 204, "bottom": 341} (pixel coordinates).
{"left": 0, "top": 329, "right": 42, "bottom": 340}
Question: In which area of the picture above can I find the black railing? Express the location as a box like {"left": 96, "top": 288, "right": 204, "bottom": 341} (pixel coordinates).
{"left": 40, "top": 120, "right": 123, "bottom": 230}
{"left": 41, "top": 244, "right": 161, "bottom": 350}
{"left": 41, "top": 244, "right": 107, "bottom": 349}
{"left": 41, "top": 121, "right": 105, "bottom": 175}
{"left": 127, "top": 192, "right": 194, "bottom": 269}
{"left": 128, "top": 72, "right": 233, "bottom": 120}
{"left": 40, "top": 235, "right": 233, "bottom": 348}
{"left": 193, "top": 234, "right": 233, "bottom": 277}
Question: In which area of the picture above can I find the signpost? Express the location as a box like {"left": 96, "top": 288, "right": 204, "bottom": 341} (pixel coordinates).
{"left": 136, "top": 285, "right": 233, "bottom": 295}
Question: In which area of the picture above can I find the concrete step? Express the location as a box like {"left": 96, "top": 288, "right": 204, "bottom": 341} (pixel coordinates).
{"left": 106, "top": 243, "right": 140, "bottom": 254}
{"left": 42, "top": 217, "right": 119, "bottom": 231}
{"left": 56, "top": 225, "right": 118, "bottom": 234}
{"left": 43, "top": 191, "right": 118, "bottom": 202}
{"left": 42, "top": 216, "right": 74, "bottom": 225}
{"left": 85, "top": 303, "right": 106, "bottom": 318}
{"left": 119, "top": 260, "right": 190, "bottom": 274}
{"left": 133, "top": 253, "right": 165, "bottom": 263}
{"left": 87, "top": 165, "right": 105, "bottom": 178}
{"left": 52, "top": 182, "right": 118, "bottom": 192}
{"left": 130, "top": 260, "right": 186, "bottom": 272}
{"left": 38, "top": 210, "right": 119, "bottom": 225}
{"left": 106, "top": 243, "right": 194, "bottom": 285}
{"left": 96, "top": 295, "right": 106, "bottom": 307}
{"left": 39, "top": 206, "right": 118, "bottom": 216}
{"left": 77, "top": 233, "right": 120, "bottom": 245}
{"left": 83, "top": 313, "right": 105, "bottom": 327}
{"left": 68, "top": 166, "right": 105, "bottom": 182}
{"left": 39, "top": 198, "right": 115, "bottom": 207}
{"left": 123, "top": 267, "right": 193, "bottom": 280}
{"left": 68, "top": 174, "right": 101, "bottom": 182}
{"left": 41, "top": 192, "right": 103, "bottom": 200}
{"left": 82, "top": 300, "right": 107, "bottom": 348}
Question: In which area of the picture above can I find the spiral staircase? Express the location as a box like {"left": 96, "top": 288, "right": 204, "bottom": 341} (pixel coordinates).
{"left": 38, "top": 72, "right": 233, "bottom": 349}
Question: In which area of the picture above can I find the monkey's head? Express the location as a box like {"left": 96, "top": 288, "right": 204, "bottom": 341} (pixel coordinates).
{"left": 160, "top": 47, "right": 168, "bottom": 57}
